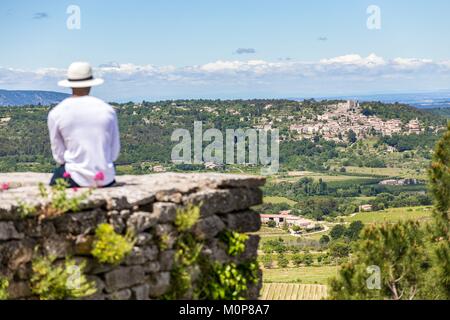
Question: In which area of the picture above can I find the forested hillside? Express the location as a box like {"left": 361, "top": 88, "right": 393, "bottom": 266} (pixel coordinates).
{"left": 0, "top": 99, "right": 446, "bottom": 173}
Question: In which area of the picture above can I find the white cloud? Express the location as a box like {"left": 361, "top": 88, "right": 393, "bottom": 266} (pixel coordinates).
{"left": 1, "top": 54, "right": 450, "bottom": 100}
{"left": 320, "top": 53, "right": 386, "bottom": 67}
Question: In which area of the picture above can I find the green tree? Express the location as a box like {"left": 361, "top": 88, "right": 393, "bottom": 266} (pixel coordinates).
{"left": 303, "top": 253, "right": 314, "bottom": 266}
{"left": 330, "top": 224, "right": 346, "bottom": 240}
{"left": 292, "top": 254, "right": 304, "bottom": 267}
{"left": 267, "top": 220, "right": 276, "bottom": 228}
{"left": 429, "top": 123, "right": 450, "bottom": 298}
{"left": 329, "top": 221, "right": 429, "bottom": 300}
{"left": 348, "top": 129, "right": 357, "bottom": 144}
{"left": 329, "top": 241, "right": 350, "bottom": 258}
{"left": 345, "top": 221, "right": 364, "bottom": 241}
{"left": 319, "top": 235, "right": 331, "bottom": 245}
{"left": 277, "top": 254, "right": 289, "bottom": 268}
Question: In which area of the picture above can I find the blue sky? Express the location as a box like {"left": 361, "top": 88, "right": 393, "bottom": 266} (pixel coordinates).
{"left": 1, "top": 0, "right": 450, "bottom": 100}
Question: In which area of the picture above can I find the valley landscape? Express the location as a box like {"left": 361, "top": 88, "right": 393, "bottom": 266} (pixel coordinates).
{"left": 1, "top": 97, "right": 447, "bottom": 299}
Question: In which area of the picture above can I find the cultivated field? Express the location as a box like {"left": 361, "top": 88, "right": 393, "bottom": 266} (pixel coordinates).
{"left": 264, "top": 196, "right": 297, "bottom": 206}
{"left": 342, "top": 166, "right": 425, "bottom": 179}
{"left": 260, "top": 283, "right": 328, "bottom": 300}
{"left": 344, "top": 206, "right": 433, "bottom": 224}
{"left": 275, "top": 171, "right": 374, "bottom": 183}
{"left": 263, "top": 266, "right": 338, "bottom": 285}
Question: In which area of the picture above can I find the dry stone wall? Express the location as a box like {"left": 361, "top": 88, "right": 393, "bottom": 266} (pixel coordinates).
{"left": 0, "top": 173, "right": 264, "bottom": 300}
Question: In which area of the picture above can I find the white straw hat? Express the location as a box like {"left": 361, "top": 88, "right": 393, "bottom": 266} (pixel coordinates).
{"left": 58, "top": 62, "right": 104, "bottom": 88}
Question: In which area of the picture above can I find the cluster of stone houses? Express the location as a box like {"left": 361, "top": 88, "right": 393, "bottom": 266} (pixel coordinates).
{"left": 289, "top": 100, "right": 424, "bottom": 142}
{"left": 261, "top": 211, "right": 315, "bottom": 229}
{"left": 379, "top": 178, "right": 421, "bottom": 186}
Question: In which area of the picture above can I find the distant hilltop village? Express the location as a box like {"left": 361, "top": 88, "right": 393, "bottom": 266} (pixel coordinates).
{"left": 128, "top": 99, "right": 439, "bottom": 144}
{"left": 257, "top": 100, "right": 427, "bottom": 142}
{"left": 289, "top": 100, "right": 425, "bottom": 142}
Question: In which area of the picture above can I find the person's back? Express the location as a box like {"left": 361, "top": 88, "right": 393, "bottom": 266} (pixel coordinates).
{"left": 48, "top": 62, "right": 120, "bottom": 188}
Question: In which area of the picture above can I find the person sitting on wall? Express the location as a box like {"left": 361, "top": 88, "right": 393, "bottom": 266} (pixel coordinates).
{"left": 48, "top": 62, "right": 120, "bottom": 188}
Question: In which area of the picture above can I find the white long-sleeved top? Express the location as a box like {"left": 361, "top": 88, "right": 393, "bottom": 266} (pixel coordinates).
{"left": 48, "top": 96, "right": 120, "bottom": 187}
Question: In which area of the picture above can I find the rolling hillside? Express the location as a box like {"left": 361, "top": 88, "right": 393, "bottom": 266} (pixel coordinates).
{"left": 0, "top": 89, "right": 69, "bottom": 106}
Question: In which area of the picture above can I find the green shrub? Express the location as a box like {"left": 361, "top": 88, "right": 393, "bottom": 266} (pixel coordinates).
{"left": 175, "top": 204, "right": 200, "bottom": 232}
{"left": 260, "top": 254, "right": 274, "bottom": 269}
{"left": 164, "top": 234, "right": 203, "bottom": 300}
{"left": 0, "top": 277, "right": 9, "bottom": 300}
{"left": 277, "top": 253, "right": 289, "bottom": 268}
{"left": 219, "top": 230, "right": 249, "bottom": 257}
{"left": 91, "top": 224, "right": 134, "bottom": 265}
{"left": 38, "top": 180, "right": 91, "bottom": 219}
{"left": 175, "top": 233, "right": 203, "bottom": 267}
{"left": 17, "top": 179, "right": 91, "bottom": 220}
{"left": 198, "top": 261, "right": 259, "bottom": 300}
{"left": 17, "top": 200, "right": 37, "bottom": 219}
{"left": 267, "top": 220, "right": 277, "bottom": 228}
{"left": 31, "top": 255, "right": 96, "bottom": 300}
{"left": 292, "top": 253, "right": 304, "bottom": 267}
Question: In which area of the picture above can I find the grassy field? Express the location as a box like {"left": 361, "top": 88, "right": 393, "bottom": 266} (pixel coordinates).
{"left": 260, "top": 283, "right": 328, "bottom": 300}
{"left": 264, "top": 196, "right": 297, "bottom": 206}
{"left": 263, "top": 266, "right": 339, "bottom": 285}
{"left": 342, "top": 166, "right": 423, "bottom": 179}
{"left": 345, "top": 206, "right": 433, "bottom": 224}
{"left": 255, "top": 225, "right": 330, "bottom": 243}
{"left": 276, "top": 171, "right": 373, "bottom": 183}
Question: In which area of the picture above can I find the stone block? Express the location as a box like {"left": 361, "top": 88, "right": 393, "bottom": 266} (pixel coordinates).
{"left": 191, "top": 215, "right": 226, "bottom": 240}
{"left": 104, "top": 266, "right": 145, "bottom": 293}
{"left": 221, "top": 210, "right": 261, "bottom": 233}
{"left": 127, "top": 211, "right": 157, "bottom": 233}
{"left": 0, "top": 222, "right": 23, "bottom": 240}
{"left": 153, "top": 202, "right": 177, "bottom": 223}
{"left": 131, "top": 284, "right": 150, "bottom": 300}
{"left": 53, "top": 210, "right": 106, "bottom": 235}
{"left": 148, "top": 272, "right": 171, "bottom": 297}
{"left": 106, "top": 289, "right": 132, "bottom": 300}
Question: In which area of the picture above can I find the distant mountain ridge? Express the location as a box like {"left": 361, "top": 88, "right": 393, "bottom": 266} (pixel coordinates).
{"left": 0, "top": 89, "right": 70, "bottom": 106}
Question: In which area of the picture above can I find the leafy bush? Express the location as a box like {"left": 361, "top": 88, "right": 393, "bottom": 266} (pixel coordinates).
{"left": 330, "top": 224, "right": 346, "bottom": 240}
{"left": 319, "top": 235, "right": 331, "bottom": 245}
{"left": 260, "top": 254, "right": 274, "bottom": 269}
{"left": 31, "top": 255, "right": 96, "bottom": 300}
{"left": 292, "top": 254, "right": 304, "bottom": 267}
{"left": 267, "top": 220, "right": 277, "bottom": 228}
{"left": 91, "top": 224, "right": 134, "bottom": 265}
{"left": 18, "top": 179, "right": 91, "bottom": 220}
{"left": 199, "top": 261, "right": 259, "bottom": 300}
{"left": 164, "top": 233, "right": 203, "bottom": 300}
{"left": 175, "top": 204, "right": 200, "bottom": 232}
{"left": 277, "top": 254, "right": 289, "bottom": 268}
{"left": 0, "top": 277, "right": 9, "bottom": 300}
{"left": 219, "top": 230, "right": 249, "bottom": 257}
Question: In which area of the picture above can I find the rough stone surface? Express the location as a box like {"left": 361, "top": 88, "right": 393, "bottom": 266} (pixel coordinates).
{"left": 0, "top": 222, "right": 23, "bottom": 240}
{"left": 131, "top": 284, "right": 150, "bottom": 300}
{"left": 192, "top": 215, "right": 226, "bottom": 240}
{"left": 153, "top": 202, "right": 177, "bottom": 223}
{"left": 104, "top": 266, "right": 146, "bottom": 293}
{"left": 221, "top": 210, "right": 262, "bottom": 233}
{"left": 148, "top": 272, "right": 171, "bottom": 297}
{"left": 0, "top": 173, "right": 264, "bottom": 300}
{"left": 127, "top": 211, "right": 158, "bottom": 233}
